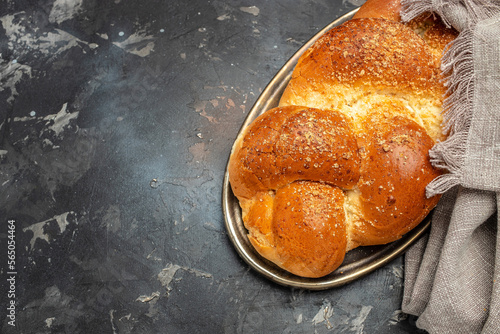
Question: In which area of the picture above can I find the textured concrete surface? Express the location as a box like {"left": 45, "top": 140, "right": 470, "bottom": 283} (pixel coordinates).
{"left": 0, "top": 0, "right": 425, "bottom": 333}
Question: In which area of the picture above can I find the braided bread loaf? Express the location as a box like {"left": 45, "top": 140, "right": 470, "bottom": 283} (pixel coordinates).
{"left": 228, "top": 0, "right": 458, "bottom": 278}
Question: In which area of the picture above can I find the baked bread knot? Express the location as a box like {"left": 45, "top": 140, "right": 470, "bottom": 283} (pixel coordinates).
{"left": 228, "top": 0, "right": 457, "bottom": 278}
{"left": 228, "top": 104, "right": 441, "bottom": 278}
{"left": 280, "top": 17, "right": 456, "bottom": 143}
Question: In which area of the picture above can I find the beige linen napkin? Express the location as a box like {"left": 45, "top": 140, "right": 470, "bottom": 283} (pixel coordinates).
{"left": 399, "top": 0, "right": 500, "bottom": 333}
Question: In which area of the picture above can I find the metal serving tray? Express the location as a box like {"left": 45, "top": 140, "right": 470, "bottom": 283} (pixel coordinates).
{"left": 222, "top": 8, "right": 431, "bottom": 290}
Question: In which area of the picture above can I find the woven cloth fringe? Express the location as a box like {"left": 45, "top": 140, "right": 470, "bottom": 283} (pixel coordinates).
{"left": 425, "top": 29, "right": 474, "bottom": 197}
{"left": 401, "top": 0, "right": 500, "bottom": 197}
{"left": 401, "top": 0, "right": 500, "bottom": 30}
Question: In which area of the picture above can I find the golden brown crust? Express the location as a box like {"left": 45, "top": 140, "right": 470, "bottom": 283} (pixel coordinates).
{"left": 228, "top": 106, "right": 360, "bottom": 200}
{"left": 353, "top": 0, "right": 458, "bottom": 57}
{"left": 242, "top": 181, "right": 348, "bottom": 278}
{"left": 353, "top": 113, "right": 441, "bottom": 246}
{"left": 353, "top": 0, "right": 402, "bottom": 22}
{"left": 228, "top": 106, "right": 358, "bottom": 278}
{"left": 273, "top": 181, "right": 347, "bottom": 278}
{"left": 227, "top": 1, "right": 458, "bottom": 278}
{"left": 229, "top": 104, "right": 443, "bottom": 277}
{"left": 406, "top": 16, "right": 458, "bottom": 57}
{"left": 280, "top": 18, "right": 445, "bottom": 110}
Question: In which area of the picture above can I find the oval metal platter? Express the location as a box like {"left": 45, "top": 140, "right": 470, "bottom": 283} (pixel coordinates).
{"left": 222, "top": 8, "right": 431, "bottom": 290}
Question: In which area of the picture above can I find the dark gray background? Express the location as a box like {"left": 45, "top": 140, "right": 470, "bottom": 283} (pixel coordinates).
{"left": 1, "top": 0, "right": 425, "bottom": 333}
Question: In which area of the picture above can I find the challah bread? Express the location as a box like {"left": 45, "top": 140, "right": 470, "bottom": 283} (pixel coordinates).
{"left": 228, "top": 1, "right": 458, "bottom": 278}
